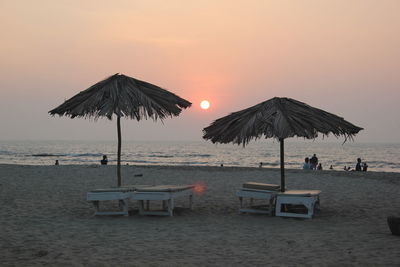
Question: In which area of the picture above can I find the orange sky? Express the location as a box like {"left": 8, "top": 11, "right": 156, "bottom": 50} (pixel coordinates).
{"left": 0, "top": 0, "right": 399, "bottom": 142}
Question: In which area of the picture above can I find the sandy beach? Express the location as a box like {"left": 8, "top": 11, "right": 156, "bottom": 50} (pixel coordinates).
{"left": 1, "top": 164, "right": 399, "bottom": 266}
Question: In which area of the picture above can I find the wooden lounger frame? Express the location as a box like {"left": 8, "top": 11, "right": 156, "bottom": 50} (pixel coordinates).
{"left": 86, "top": 185, "right": 194, "bottom": 217}
{"left": 275, "top": 190, "right": 321, "bottom": 219}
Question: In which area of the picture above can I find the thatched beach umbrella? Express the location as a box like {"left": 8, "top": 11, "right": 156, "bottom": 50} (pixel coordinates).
{"left": 49, "top": 73, "right": 191, "bottom": 186}
{"left": 203, "top": 97, "right": 363, "bottom": 192}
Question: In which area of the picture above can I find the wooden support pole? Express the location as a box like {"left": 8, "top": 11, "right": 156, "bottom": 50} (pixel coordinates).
{"left": 117, "top": 116, "right": 122, "bottom": 187}
{"left": 280, "top": 138, "right": 285, "bottom": 192}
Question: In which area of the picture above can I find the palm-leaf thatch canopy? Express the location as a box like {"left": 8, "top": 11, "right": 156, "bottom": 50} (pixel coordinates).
{"left": 49, "top": 73, "right": 191, "bottom": 187}
{"left": 203, "top": 97, "right": 363, "bottom": 192}
{"left": 203, "top": 97, "right": 362, "bottom": 146}
{"left": 49, "top": 73, "right": 191, "bottom": 121}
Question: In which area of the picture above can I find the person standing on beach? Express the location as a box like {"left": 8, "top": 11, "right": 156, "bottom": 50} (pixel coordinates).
{"left": 355, "top": 158, "right": 362, "bottom": 171}
{"left": 362, "top": 162, "right": 368, "bottom": 172}
{"left": 303, "top": 157, "right": 311, "bottom": 170}
{"left": 310, "top": 154, "right": 318, "bottom": 170}
{"left": 317, "top": 163, "right": 323, "bottom": 170}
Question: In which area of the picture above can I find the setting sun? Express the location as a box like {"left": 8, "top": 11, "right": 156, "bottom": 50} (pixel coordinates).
{"left": 200, "top": 100, "right": 210, "bottom": 110}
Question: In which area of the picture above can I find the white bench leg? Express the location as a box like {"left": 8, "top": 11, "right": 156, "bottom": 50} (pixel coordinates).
{"left": 238, "top": 197, "right": 243, "bottom": 214}
{"left": 138, "top": 200, "right": 145, "bottom": 215}
{"left": 315, "top": 196, "right": 321, "bottom": 210}
{"left": 269, "top": 198, "right": 275, "bottom": 216}
{"left": 92, "top": 201, "right": 100, "bottom": 214}
{"left": 167, "top": 198, "right": 174, "bottom": 216}
{"left": 189, "top": 195, "right": 193, "bottom": 210}
{"left": 120, "top": 200, "right": 129, "bottom": 216}
{"left": 238, "top": 197, "right": 243, "bottom": 208}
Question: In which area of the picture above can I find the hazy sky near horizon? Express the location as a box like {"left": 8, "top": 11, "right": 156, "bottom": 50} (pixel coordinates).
{"left": 1, "top": 0, "right": 399, "bottom": 143}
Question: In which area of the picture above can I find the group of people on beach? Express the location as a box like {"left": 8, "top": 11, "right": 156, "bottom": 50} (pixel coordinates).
{"left": 56, "top": 154, "right": 369, "bottom": 172}
{"left": 344, "top": 158, "right": 368, "bottom": 172}
{"left": 303, "top": 154, "right": 322, "bottom": 170}
{"left": 302, "top": 154, "right": 368, "bottom": 172}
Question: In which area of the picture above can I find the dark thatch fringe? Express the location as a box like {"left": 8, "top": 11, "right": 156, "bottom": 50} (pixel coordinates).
{"left": 203, "top": 97, "right": 362, "bottom": 146}
{"left": 49, "top": 73, "right": 191, "bottom": 120}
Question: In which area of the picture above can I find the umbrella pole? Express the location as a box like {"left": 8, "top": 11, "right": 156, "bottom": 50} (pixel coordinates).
{"left": 280, "top": 138, "right": 285, "bottom": 192}
{"left": 117, "top": 116, "right": 122, "bottom": 187}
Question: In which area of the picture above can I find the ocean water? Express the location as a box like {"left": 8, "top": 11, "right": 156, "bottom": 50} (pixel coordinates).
{"left": 0, "top": 140, "right": 399, "bottom": 173}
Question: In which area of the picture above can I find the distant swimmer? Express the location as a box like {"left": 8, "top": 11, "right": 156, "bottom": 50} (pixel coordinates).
{"left": 101, "top": 155, "right": 108, "bottom": 165}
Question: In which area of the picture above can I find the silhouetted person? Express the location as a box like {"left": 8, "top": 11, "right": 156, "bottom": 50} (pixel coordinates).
{"left": 101, "top": 155, "right": 108, "bottom": 165}
{"left": 55, "top": 160, "right": 59, "bottom": 165}
{"left": 303, "top": 157, "right": 311, "bottom": 170}
{"left": 329, "top": 165, "right": 333, "bottom": 170}
{"left": 362, "top": 162, "right": 368, "bottom": 172}
{"left": 310, "top": 154, "right": 318, "bottom": 170}
{"left": 317, "top": 163, "right": 323, "bottom": 170}
{"left": 355, "top": 158, "right": 362, "bottom": 171}
{"left": 259, "top": 162, "right": 263, "bottom": 168}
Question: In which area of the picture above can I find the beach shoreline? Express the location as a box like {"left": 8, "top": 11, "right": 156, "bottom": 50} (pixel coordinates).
{"left": 2, "top": 140, "right": 399, "bottom": 173}
{"left": 1, "top": 164, "right": 399, "bottom": 266}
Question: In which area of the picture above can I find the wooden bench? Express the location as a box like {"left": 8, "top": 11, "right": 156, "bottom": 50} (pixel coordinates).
{"left": 275, "top": 190, "right": 321, "bottom": 219}
{"left": 133, "top": 185, "right": 195, "bottom": 216}
{"left": 86, "top": 186, "right": 147, "bottom": 216}
{"left": 236, "top": 182, "right": 281, "bottom": 215}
